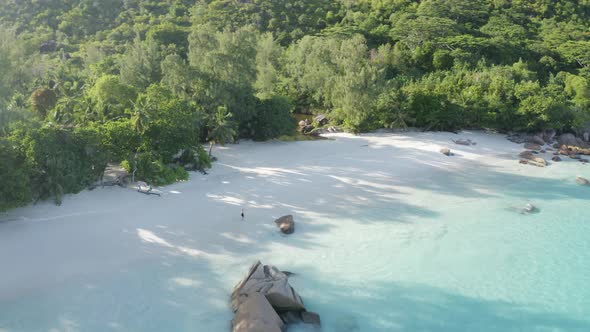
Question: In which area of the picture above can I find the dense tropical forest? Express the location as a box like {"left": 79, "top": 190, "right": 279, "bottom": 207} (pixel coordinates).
{"left": 1, "top": 0, "right": 590, "bottom": 211}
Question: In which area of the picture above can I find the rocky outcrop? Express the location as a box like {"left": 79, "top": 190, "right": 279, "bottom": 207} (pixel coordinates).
{"left": 309, "top": 126, "right": 342, "bottom": 136}
{"left": 559, "top": 133, "right": 578, "bottom": 146}
{"left": 532, "top": 135, "right": 545, "bottom": 145}
{"left": 558, "top": 133, "right": 589, "bottom": 148}
{"left": 298, "top": 119, "right": 312, "bottom": 133}
{"left": 567, "top": 146, "right": 590, "bottom": 155}
{"left": 440, "top": 148, "right": 452, "bottom": 156}
{"left": 231, "top": 261, "right": 320, "bottom": 332}
{"left": 232, "top": 292, "right": 284, "bottom": 332}
{"left": 507, "top": 133, "right": 529, "bottom": 144}
{"left": 542, "top": 129, "right": 556, "bottom": 143}
{"left": 275, "top": 215, "right": 295, "bottom": 234}
{"left": 524, "top": 143, "right": 542, "bottom": 150}
{"left": 519, "top": 151, "right": 547, "bottom": 167}
{"left": 314, "top": 114, "right": 328, "bottom": 126}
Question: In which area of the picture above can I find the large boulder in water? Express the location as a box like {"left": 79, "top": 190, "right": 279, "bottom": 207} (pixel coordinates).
{"left": 275, "top": 215, "right": 295, "bottom": 234}
{"left": 232, "top": 261, "right": 305, "bottom": 312}
{"left": 232, "top": 261, "right": 319, "bottom": 331}
{"left": 232, "top": 292, "right": 284, "bottom": 332}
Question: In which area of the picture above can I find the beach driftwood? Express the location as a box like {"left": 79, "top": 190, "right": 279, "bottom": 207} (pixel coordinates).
{"left": 452, "top": 138, "right": 476, "bottom": 146}
{"left": 137, "top": 181, "right": 161, "bottom": 196}
{"left": 231, "top": 261, "right": 320, "bottom": 332}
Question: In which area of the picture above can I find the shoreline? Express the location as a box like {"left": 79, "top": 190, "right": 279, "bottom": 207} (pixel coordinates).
{"left": 1, "top": 130, "right": 589, "bottom": 331}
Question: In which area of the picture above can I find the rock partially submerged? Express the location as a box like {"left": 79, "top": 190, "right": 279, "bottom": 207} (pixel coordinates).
{"left": 233, "top": 292, "right": 284, "bottom": 332}
{"left": 523, "top": 203, "right": 537, "bottom": 213}
{"left": 576, "top": 177, "right": 589, "bottom": 186}
{"left": 510, "top": 203, "right": 539, "bottom": 214}
{"left": 275, "top": 215, "right": 295, "bottom": 234}
{"left": 519, "top": 151, "right": 548, "bottom": 167}
{"left": 231, "top": 261, "right": 320, "bottom": 332}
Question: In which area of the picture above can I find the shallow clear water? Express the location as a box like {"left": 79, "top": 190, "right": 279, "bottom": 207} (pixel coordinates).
{"left": 1, "top": 133, "right": 590, "bottom": 331}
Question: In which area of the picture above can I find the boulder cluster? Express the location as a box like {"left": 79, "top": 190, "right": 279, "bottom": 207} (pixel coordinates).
{"left": 514, "top": 130, "right": 590, "bottom": 167}
{"left": 231, "top": 261, "right": 320, "bottom": 332}
{"left": 298, "top": 114, "right": 341, "bottom": 136}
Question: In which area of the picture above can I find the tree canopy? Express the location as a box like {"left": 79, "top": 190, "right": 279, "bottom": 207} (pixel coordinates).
{"left": 2, "top": 0, "right": 590, "bottom": 210}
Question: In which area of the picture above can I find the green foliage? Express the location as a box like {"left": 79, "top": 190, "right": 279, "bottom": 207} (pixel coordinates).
{"left": 99, "top": 120, "right": 141, "bottom": 162}
{"left": 251, "top": 96, "right": 295, "bottom": 140}
{"left": 120, "top": 38, "right": 163, "bottom": 90}
{"left": 207, "top": 106, "right": 237, "bottom": 155}
{"left": 3, "top": 0, "right": 590, "bottom": 210}
{"left": 133, "top": 153, "right": 189, "bottom": 186}
{"left": 88, "top": 75, "right": 137, "bottom": 121}
{"left": 30, "top": 88, "right": 57, "bottom": 118}
{"left": 21, "top": 126, "right": 108, "bottom": 205}
{"left": 0, "top": 138, "right": 32, "bottom": 211}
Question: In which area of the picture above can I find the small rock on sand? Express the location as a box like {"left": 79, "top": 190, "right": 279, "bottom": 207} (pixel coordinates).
{"left": 440, "top": 148, "right": 452, "bottom": 156}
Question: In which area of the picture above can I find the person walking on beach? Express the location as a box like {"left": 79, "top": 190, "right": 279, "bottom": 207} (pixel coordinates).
{"left": 241, "top": 208, "right": 244, "bottom": 221}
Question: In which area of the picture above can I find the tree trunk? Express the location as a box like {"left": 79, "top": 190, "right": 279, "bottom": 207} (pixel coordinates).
{"left": 209, "top": 141, "right": 214, "bottom": 157}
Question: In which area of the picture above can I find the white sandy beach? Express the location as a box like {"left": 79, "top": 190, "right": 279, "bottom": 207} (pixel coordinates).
{"left": 1, "top": 131, "right": 589, "bottom": 332}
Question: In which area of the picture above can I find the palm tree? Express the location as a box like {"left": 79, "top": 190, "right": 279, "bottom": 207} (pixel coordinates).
{"left": 131, "top": 97, "right": 152, "bottom": 135}
{"left": 130, "top": 97, "right": 153, "bottom": 182}
{"left": 208, "top": 106, "right": 236, "bottom": 157}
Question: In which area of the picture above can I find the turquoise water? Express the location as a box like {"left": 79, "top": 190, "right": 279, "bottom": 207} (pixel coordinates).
{"left": 1, "top": 133, "right": 590, "bottom": 331}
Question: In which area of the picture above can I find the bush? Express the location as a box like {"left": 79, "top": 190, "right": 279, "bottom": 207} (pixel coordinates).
{"left": 250, "top": 95, "right": 296, "bottom": 140}
{"left": 99, "top": 120, "right": 140, "bottom": 161}
{"left": 133, "top": 153, "right": 189, "bottom": 186}
{"left": 21, "top": 126, "right": 107, "bottom": 204}
{"left": 0, "top": 138, "right": 32, "bottom": 211}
